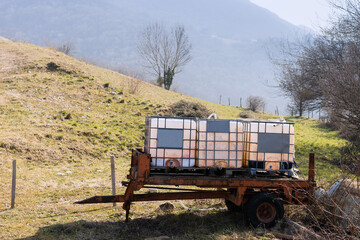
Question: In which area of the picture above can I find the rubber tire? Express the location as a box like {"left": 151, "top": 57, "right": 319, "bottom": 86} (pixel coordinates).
{"left": 245, "top": 192, "right": 284, "bottom": 228}
{"left": 225, "top": 200, "right": 242, "bottom": 212}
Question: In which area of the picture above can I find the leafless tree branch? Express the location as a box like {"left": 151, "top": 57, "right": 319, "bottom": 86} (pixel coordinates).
{"left": 137, "top": 23, "right": 192, "bottom": 90}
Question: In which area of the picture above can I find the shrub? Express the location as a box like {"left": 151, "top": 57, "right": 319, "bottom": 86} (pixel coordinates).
{"left": 127, "top": 79, "right": 142, "bottom": 95}
{"left": 55, "top": 42, "right": 74, "bottom": 55}
{"left": 340, "top": 141, "right": 360, "bottom": 175}
{"left": 46, "top": 62, "right": 60, "bottom": 71}
{"left": 64, "top": 113, "right": 72, "bottom": 120}
{"left": 239, "top": 110, "right": 255, "bottom": 119}
{"left": 289, "top": 178, "right": 360, "bottom": 239}
{"left": 246, "top": 96, "right": 265, "bottom": 112}
{"left": 165, "top": 100, "right": 211, "bottom": 118}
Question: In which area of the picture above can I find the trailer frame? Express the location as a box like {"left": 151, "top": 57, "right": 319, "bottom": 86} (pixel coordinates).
{"left": 76, "top": 149, "right": 316, "bottom": 226}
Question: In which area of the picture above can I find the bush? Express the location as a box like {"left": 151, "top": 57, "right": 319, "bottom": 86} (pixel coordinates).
{"left": 246, "top": 96, "right": 265, "bottom": 112}
{"left": 288, "top": 179, "right": 360, "bottom": 239}
{"left": 340, "top": 141, "right": 360, "bottom": 175}
{"left": 239, "top": 110, "right": 255, "bottom": 119}
{"left": 46, "top": 62, "right": 60, "bottom": 71}
{"left": 165, "top": 100, "right": 211, "bottom": 118}
{"left": 55, "top": 42, "right": 74, "bottom": 55}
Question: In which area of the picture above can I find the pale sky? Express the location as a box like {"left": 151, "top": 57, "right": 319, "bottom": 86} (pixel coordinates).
{"left": 250, "top": 0, "right": 334, "bottom": 32}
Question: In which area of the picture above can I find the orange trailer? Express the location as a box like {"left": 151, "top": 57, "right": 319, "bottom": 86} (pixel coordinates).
{"left": 76, "top": 150, "right": 316, "bottom": 227}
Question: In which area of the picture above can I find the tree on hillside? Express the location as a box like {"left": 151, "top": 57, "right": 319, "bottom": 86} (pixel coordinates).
{"left": 54, "top": 40, "right": 75, "bottom": 56}
{"left": 276, "top": 0, "right": 360, "bottom": 139}
{"left": 137, "top": 23, "right": 192, "bottom": 90}
{"left": 314, "top": 36, "right": 360, "bottom": 139}
{"left": 246, "top": 96, "right": 265, "bottom": 112}
{"left": 277, "top": 53, "right": 322, "bottom": 116}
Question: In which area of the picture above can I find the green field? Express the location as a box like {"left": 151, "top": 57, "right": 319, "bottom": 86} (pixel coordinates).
{"left": 0, "top": 41, "right": 348, "bottom": 239}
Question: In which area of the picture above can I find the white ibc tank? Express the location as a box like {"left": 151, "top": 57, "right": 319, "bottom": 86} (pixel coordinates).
{"left": 144, "top": 117, "right": 197, "bottom": 168}
{"left": 197, "top": 119, "right": 243, "bottom": 168}
{"left": 243, "top": 120, "right": 295, "bottom": 171}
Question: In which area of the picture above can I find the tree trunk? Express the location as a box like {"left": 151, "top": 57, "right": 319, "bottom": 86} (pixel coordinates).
{"left": 299, "top": 102, "right": 303, "bottom": 117}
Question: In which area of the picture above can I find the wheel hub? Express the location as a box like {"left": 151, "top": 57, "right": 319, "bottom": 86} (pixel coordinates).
{"left": 256, "top": 202, "right": 276, "bottom": 224}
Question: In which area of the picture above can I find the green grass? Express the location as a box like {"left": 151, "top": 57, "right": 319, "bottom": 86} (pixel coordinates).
{"left": 0, "top": 41, "right": 350, "bottom": 239}
{"left": 285, "top": 117, "right": 348, "bottom": 186}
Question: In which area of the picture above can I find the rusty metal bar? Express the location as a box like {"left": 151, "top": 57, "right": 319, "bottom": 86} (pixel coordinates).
{"left": 132, "top": 191, "right": 229, "bottom": 201}
{"left": 145, "top": 177, "right": 313, "bottom": 189}
{"left": 308, "top": 153, "right": 315, "bottom": 183}
{"left": 122, "top": 179, "right": 135, "bottom": 222}
{"left": 122, "top": 182, "right": 221, "bottom": 192}
{"left": 76, "top": 191, "right": 230, "bottom": 204}
{"left": 75, "top": 195, "right": 125, "bottom": 204}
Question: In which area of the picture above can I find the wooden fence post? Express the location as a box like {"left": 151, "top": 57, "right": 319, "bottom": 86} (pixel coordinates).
{"left": 11, "top": 160, "right": 16, "bottom": 209}
{"left": 110, "top": 155, "right": 116, "bottom": 206}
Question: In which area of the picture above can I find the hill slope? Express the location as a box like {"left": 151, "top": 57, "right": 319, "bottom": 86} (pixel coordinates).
{"left": 0, "top": 41, "right": 347, "bottom": 239}
{"left": 0, "top": 41, "right": 245, "bottom": 164}
{"left": 0, "top": 0, "right": 309, "bottom": 113}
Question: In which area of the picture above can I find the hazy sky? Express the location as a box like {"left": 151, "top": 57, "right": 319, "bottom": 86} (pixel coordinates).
{"left": 250, "top": 0, "right": 333, "bottom": 31}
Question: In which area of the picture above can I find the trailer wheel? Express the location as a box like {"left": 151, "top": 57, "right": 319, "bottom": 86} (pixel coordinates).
{"left": 225, "top": 200, "right": 242, "bottom": 212}
{"left": 245, "top": 192, "right": 284, "bottom": 228}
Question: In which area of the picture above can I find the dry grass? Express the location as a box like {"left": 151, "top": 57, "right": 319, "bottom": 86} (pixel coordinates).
{"left": 1, "top": 154, "right": 277, "bottom": 239}
{"left": 0, "top": 41, "right": 351, "bottom": 239}
{"left": 284, "top": 177, "right": 360, "bottom": 239}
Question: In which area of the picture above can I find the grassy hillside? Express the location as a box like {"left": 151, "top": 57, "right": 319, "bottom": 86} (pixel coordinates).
{"left": 0, "top": 41, "right": 348, "bottom": 239}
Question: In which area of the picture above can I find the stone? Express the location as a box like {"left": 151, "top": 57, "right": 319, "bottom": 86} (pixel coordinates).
{"left": 159, "top": 201, "right": 175, "bottom": 212}
{"left": 148, "top": 188, "right": 158, "bottom": 193}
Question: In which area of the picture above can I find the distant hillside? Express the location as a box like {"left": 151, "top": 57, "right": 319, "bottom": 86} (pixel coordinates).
{"left": 0, "top": 0, "right": 309, "bottom": 114}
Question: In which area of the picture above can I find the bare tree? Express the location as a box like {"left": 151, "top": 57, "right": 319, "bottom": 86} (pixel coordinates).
{"left": 273, "top": 36, "right": 323, "bottom": 117}
{"left": 137, "top": 23, "right": 192, "bottom": 90}
{"left": 276, "top": 0, "right": 360, "bottom": 139}
{"left": 278, "top": 56, "right": 322, "bottom": 116}
{"left": 306, "top": 1, "right": 360, "bottom": 138}
{"left": 246, "top": 96, "right": 265, "bottom": 112}
{"left": 54, "top": 40, "right": 75, "bottom": 55}
{"left": 317, "top": 40, "right": 360, "bottom": 139}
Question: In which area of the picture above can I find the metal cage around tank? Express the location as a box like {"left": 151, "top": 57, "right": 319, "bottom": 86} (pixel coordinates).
{"left": 197, "top": 119, "right": 244, "bottom": 169}
{"left": 145, "top": 117, "right": 197, "bottom": 169}
{"left": 242, "top": 120, "right": 295, "bottom": 172}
